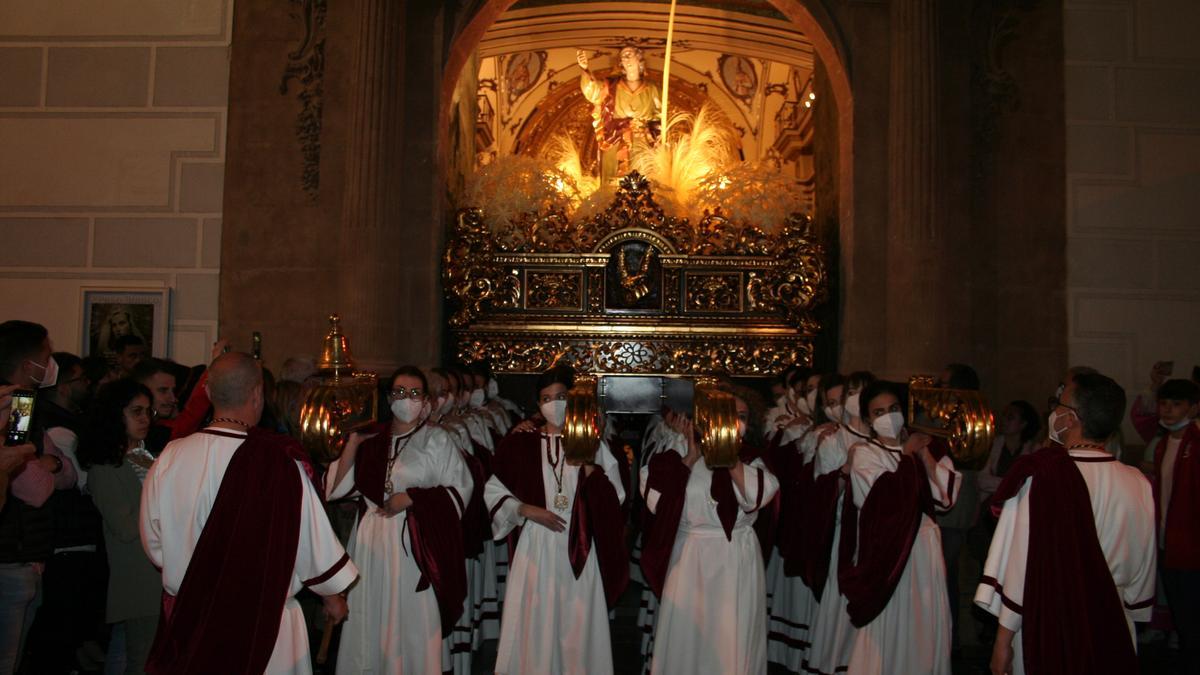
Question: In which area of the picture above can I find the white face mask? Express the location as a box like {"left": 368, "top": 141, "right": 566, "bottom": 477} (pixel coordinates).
{"left": 775, "top": 394, "right": 787, "bottom": 408}
{"left": 486, "top": 379, "right": 499, "bottom": 399}
{"left": 28, "top": 356, "right": 59, "bottom": 389}
{"left": 824, "top": 404, "right": 844, "bottom": 423}
{"left": 805, "top": 389, "right": 818, "bottom": 414}
{"left": 469, "top": 389, "right": 486, "bottom": 408}
{"left": 845, "top": 394, "right": 861, "bottom": 420}
{"left": 1162, "top": 417, "right": 1193, "bottom": 432}
{"left": 436, "top": 395, "right": 455, "bottom": 417}
{"left": 872, "top": 411, "right": 905, "bottom": 440}
{"left": 737, "top": 419, "right": 747, "bottom": 439}
{"left": 1047, "top": 409, "right": 1074, "bottom": 445}
{"left": 391, "top": 398, "right": 426, "bottom": 424}
{"left": 540, "top": 400, "right": 567, "bottom": 428}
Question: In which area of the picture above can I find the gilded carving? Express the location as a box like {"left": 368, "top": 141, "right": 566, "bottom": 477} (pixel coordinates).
{"left": 455, "top": 335, "right": 812, "bottom": 376}
{"left": 686, "top": 273, "right": 742, "bottom": 312}
{"left": 526, "top": 271, "right": 582, "bottom": 310}
{"left": 443, "top": 209, "right": 520, "bottom": 327}
{"left": 442, "top": 175, "right": 828, "bottom": 376}
{"left": 744, "top": 214, "right": 828, "bottom": 326}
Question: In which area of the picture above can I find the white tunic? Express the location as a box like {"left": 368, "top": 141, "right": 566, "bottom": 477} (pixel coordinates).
{"left": 806, "top": 425, "right": 870, "bottom": 675}
{"left": 139, "top": 428, "right": 358, "bottom": 675}
{"left": 973, "top": 448, "right": 1157, "bottom": 675}
{"left": 326, "top": 424, "right": 474, "bottom": 675}
{"left": 644, "top": 456, "right": 780, "bottom": 675}
{"left": 845, "top": 442, "right": 961, "bottom": 675}
{"left": 441, "top": 415, "right": 506, "bottom": 644}
{"left": 486, "top": 435, "right": 625, "bottom": 675}
{"left": 463, "top": 409, "right": 496, "bottom": 451}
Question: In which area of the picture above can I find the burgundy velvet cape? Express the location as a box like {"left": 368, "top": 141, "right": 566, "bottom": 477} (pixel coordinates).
{"left": 146, "top": 428, "right": 307, "bottom": 675}
{"left": 797, "top": 468, "right": 842, "bottom": 597}
{"left": 836, "top": 447, "right": 932, "bottom": 628}
{"left": 639, "top": 450, "right": 770, "bottom": 598}
{"left": 797, "top": 428, "right": 870, "bottom": 597}
{"left": 490, "top": 430, "right": 629, "bottom": 608}
{"left": 354, "top": 423, "right": 468, "bottom": 636}
{"left": 985, "top": 446, "right": 1141, "bottom": 674}
{"left": 458, "top": 446, "right": 489, "bottom": 560}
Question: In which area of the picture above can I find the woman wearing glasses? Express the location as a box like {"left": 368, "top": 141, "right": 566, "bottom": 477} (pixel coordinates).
{"left": 484, "top": 365, "right": 628, "bottom": 675}
{"left": 326, "top": 366, "right": 474, "bottom": 675}
{"left": 77, "top": 379, "right": 161, "bottom": 674}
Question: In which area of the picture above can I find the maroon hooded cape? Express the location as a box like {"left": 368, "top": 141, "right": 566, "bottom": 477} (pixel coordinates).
{"left": 837, "top": 447, "right": 933, "bottom": 628}
{"left": 354, "top": 423, "right": 468, "bottom": 636}
{"left": 985, "top": 446, "right": 1141, "bottom": 674}
{"left": 491, "top": 430, "right": 629, "bottom": 608}
{"left": 146, "top": 428, "right": 307, "bottom": 675}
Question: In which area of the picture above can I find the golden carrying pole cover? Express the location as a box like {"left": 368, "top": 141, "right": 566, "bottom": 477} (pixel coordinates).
{"left": 299, "top": 314, "right": 379, "bottom": 463}
{"left": 906, "top": 375, "right": 994, "bottom": 469}
{"left": 563, "top": 375, "right": 601, "bottom": 465}
{"left": 694, "top": 379, "right": 740, "bottom": 469}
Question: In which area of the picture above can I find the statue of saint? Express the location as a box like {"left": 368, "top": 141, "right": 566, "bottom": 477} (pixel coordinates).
{"left": 577, "top": 45, "right": 662, "bottom": 185}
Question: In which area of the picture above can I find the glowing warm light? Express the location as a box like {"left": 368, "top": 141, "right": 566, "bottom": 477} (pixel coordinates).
{"left": 808, "top": 92, "right": 816, "bottom": 100}
{"left": 631, "top": 103, "right": 739, "bottom": 214}
{"left": 804, "top": 101, "right": 811, "bottom": 108}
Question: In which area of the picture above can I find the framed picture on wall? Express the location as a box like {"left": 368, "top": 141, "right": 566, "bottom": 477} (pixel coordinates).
{"left": 80, "top": 288, "right": 170, "bottom": 360}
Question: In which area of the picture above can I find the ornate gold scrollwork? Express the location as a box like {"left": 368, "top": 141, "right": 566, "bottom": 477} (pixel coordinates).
{"left": 443, "top": 174, "right": 828, "bottom": 376}
{"left": 443, "top": 208, "right": 521, "bottom": 326}
{"left": 745, "top": 214, "right": 828, "bottom": 326}
{"left": 526, "top": 271, "right": 582, "bottom": 310}
{"left": 686, "top": 273, "right": 742, "bottom": 312}
{"left": 455, "top": 334, "right": 813, "bottom": 377}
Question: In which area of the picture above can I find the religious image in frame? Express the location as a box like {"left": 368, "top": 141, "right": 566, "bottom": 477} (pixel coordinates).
{"left": 81, "top": 288, "right": 170, "bottom": 360}
{"left": 504, "top": 50, "right": 546, "bottom": 104}
{"left": 718, "top": 54, "right": 758, "bottom": 104}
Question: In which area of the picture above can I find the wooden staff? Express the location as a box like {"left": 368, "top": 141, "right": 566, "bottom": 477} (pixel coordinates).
{"left": 316, "top": 617, "right": 334, "bottom": 666}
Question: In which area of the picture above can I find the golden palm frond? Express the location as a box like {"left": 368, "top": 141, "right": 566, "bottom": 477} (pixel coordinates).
{"left": 632, "top": 103, "right": 739, "bottom": 218}
{"left": 544, "top": 134, "right": 599, "bottom": 202}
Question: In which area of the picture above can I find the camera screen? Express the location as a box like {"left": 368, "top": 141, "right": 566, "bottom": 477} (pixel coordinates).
{"left": 9, "top": 395, "right": 34, "bottom": 433}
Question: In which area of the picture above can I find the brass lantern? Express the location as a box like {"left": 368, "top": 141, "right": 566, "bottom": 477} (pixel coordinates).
{"left": 562, "top": 375, "right": 601, "bottom": 464}
{"left": 906, "top": 375, "right": 994, "bottom": 469}
{"left": 298, "top": 314, "right": 379, "bottom": 463}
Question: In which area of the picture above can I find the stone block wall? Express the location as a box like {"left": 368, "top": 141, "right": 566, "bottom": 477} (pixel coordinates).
{"left": 1065, "top": 0, "right": 1200, "bottom": 442}
{"left": 0, "top": 0, "right": 231, "bottom": 366}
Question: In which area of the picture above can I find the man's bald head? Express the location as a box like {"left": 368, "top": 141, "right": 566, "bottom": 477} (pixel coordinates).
{"left": 208, "top": 352, "right": 263, "bottom": 409}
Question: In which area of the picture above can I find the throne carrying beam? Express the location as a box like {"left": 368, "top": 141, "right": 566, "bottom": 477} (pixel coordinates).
{"left": 442, "top": 172, "right": 829, "bottom": 378}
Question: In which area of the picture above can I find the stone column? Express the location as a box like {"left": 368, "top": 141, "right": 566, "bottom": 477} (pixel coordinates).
{"left": 885, "top": 0, "right": 959, "bottom": 377}
{"left": 336, "top": 0, "right": 407, "bottom": 372}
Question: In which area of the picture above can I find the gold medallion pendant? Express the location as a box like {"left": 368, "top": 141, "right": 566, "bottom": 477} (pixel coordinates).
{"left": 554, "top": 493, "right": 569, "bottom": 511}
{"left": 384, "top": 480, "right": 393, "bottom": 495}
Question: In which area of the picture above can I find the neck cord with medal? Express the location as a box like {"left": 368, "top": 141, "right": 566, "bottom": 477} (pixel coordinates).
{"left": 545, "top": 434, "right": 569, "bottom": 512}
{"left": 1067, "top": 442, "right": 1106, "bottom": 452}
{"left": 384, "top": 423, "right": 423, "bottom": 497}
